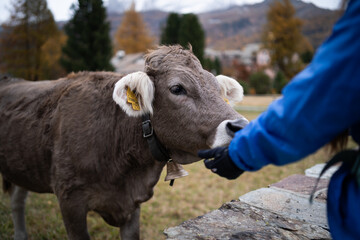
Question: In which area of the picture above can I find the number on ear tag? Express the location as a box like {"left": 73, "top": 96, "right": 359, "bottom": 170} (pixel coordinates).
{"left": 127, "top": 88, "right": 141, "bottom": 111}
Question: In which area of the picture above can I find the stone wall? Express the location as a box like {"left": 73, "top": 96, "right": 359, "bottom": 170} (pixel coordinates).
{"left": 164, "top": 164, "right": 338, "bottom": 240}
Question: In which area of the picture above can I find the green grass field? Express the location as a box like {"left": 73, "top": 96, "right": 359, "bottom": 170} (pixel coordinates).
{"left": 0, "top": 97, "right": 343, "bottom": 239}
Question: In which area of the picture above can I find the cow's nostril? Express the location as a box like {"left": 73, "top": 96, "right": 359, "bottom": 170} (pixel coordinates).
{"left": 226, "top": 119, "right": 249, "bottom": 137}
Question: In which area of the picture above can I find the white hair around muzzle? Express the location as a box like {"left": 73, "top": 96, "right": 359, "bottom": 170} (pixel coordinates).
{"left": 210, "top": 118, "right": 249, "bottom": 148}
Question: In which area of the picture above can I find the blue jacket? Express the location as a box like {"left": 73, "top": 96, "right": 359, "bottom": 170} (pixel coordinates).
{"left": 228, "top": 1, "right": 360, "bottom": 239}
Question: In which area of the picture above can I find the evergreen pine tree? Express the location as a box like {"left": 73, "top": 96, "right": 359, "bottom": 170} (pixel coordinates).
{"left": 61, "top": 0, "right": 114, "bottom": 72}
{"left": 160, "top": 13, "right": 181, "bottom": 45}
{"left": 160, "top": 13, "right": 205, "bottom": 64}
{"left": 0, "top": 0, "right": 59, "bottom": 80}
{"left": 178, "top": 14, "right": 205, "bottom": 64}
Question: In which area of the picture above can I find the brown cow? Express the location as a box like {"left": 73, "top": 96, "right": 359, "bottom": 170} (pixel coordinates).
{"left": 0, "top": 45, "right": 248, "bottom": 240}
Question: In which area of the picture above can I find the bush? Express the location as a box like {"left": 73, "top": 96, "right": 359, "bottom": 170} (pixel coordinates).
{"left": 273, "top": 71, "right": 288, "bottom": 93}
{"left": 238, "top": 80, "right": 249, "bottom": 95}
{"left": 203, "top": 57, "right": 222, "bottom": 75}
{"left": 300, "top": 50, "right": 313, "bottom": 64}
{"left": 249, "top": 71, "right": 271, "bottom": 94}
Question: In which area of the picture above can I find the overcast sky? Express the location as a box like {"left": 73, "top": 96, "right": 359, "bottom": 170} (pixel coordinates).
{"left": 0, "top": 0, "right": 342, "bottom": 23}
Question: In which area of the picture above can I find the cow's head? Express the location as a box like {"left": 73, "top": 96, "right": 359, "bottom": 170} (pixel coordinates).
{"left": 113, "top": 45, "right": 248, "bottom": 164}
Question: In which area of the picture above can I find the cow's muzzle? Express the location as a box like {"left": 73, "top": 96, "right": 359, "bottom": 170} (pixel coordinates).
{"left": 210, "top": 118, "right": 249, "bottom": 148}
{"left": 226, "top": 118, "right": 249, "bottom": 137}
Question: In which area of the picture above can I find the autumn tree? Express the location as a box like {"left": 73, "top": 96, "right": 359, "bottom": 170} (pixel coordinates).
{"left": 114, "top": 3, "right": 153, "bottom": 54}
{"left": 61, "top": 0, "right": 114, "bottom": 72}
{"left": 0, "top": 0, "right": 60, "bottom": 80}
{"left": 40, "top": 31, "right": 67, "bottom": 79}
{"left": 262, "top": 0, "right": 306, "bottom": 78}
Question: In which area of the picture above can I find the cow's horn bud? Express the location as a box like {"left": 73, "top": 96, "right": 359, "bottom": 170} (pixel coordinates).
{"left": 165, "top": 161, "right": 189, "bottom": 181}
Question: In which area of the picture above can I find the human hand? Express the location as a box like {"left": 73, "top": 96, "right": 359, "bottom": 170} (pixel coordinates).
{"left": 198, "top": 147, "right": 244, "bottom": 180}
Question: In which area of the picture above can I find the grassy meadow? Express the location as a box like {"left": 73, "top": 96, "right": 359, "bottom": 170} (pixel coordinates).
{"left": 0, "top": 96, "right": 338, "bottom": 239}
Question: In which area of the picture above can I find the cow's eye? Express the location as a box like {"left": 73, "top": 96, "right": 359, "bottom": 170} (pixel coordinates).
{"left": 170, "top": 85, "right": 187, "bottom": 95}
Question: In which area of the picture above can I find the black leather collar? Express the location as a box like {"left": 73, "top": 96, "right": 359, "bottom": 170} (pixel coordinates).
{"left": 141, "top": 114, "right": 171, "bottom": 162}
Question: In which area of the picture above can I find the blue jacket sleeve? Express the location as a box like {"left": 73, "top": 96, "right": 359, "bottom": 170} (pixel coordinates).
{"left": 229, "top": 0, "right": 360, "bottom": 171}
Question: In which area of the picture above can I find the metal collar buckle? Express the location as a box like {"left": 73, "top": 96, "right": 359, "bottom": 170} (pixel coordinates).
{"left": 142, "top": 119, "right": 153, "bottom": 138}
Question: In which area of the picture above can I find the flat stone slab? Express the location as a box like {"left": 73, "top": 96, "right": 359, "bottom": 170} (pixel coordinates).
{"left": 305, "top": 163, "right": 339, "bottom": 179}
{"left": 164, "top": 165, "right": 333, "bottom": 240}
{"left": 239, "top": 187, "right": 328, "bottom": 229}
{"left": 164, "top": 200, "right": 330, "bottom": 240}
{"left": 270, "top": 174, "right": 329, "bottom": 196}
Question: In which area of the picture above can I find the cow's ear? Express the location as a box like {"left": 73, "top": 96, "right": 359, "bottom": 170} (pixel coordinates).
{"left": 113, "top": 71, "right": 155, "bottom": 117}
{"left": 216, "top": 75, "right": 244, "bottom": 106}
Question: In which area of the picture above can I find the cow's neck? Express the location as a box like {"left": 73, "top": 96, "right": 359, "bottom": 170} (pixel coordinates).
{"left": 141, "top": 114, "right": 171, "bottom": 162}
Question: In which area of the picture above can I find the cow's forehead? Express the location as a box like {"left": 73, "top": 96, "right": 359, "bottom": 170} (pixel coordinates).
{"left": 145, "top": 45, "right": 220, "bottom": 91}
{"left": 167, "top": 67, "right": 219, "bottom": 89}
{"left": 145, "top": 45, "right": 202, "bottom": 75}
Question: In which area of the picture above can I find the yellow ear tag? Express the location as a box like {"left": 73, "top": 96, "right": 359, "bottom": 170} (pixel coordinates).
{"left": 224, "top": 98, "right": 230, "bottom": 104}
{"left": 126, "top": 88, "right": 141, "bottom": 111}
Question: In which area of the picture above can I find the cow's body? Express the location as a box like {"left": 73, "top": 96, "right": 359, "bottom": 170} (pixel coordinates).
{"left": 0, "top": 72, "right": 162, "bottom": 224}
{"left": 0, "top": 45, "right": 247, "bottom": 240}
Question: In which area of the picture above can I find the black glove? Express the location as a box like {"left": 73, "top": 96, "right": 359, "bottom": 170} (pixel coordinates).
{"left": 198, "top": 147, "right": 244, "bottom": 180}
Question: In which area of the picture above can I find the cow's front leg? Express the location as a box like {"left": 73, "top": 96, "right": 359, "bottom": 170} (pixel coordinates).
{"left": 58, "top": 195, "right": 90, "bottom": 240}
{"left": 120, "top": 207, "right": 140, "bottom": 240}
{"left": 10, "top": 185, "right": 28, "bottom": 240}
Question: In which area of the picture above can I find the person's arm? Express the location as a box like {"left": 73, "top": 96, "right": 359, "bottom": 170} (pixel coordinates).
{"left": 229, "top": 0, "right": 360, "bottom": 172}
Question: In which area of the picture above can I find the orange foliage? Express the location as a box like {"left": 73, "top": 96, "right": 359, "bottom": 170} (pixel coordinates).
{"left": 114, "top": 3, "right": 154, "bottom": 54}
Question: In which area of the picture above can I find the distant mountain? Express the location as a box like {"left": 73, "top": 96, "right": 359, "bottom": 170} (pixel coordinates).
{"left": 106, "top": 0, "right": 342, "bottom": 50}
{"left": 199, "top": 0, "right": 342, "bottom": 49}
{"left": 106, "top": 0, "right": 262, "bottom": 15}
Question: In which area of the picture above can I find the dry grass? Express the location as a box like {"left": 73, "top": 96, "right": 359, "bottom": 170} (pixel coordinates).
{"left": 141, "top": 151, "right": 329, "bottom": 239}
{"left": 238, "top": 95, "right": 280, "bottom": 107}
{"left": 0, "top": 95, "right": 339, "bottom": 239}
{"left": 0, "top": 149, "right": 331, "bottom": 240}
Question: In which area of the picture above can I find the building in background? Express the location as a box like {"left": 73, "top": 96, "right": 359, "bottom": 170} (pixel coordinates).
{"left": 205, "top": 43, "right": 270, "bottom": 68}
{"left": 111, "top": 50, "right": 145, "bottom": 74}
